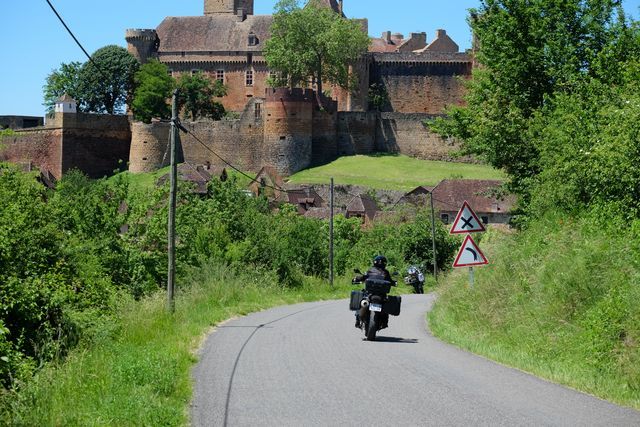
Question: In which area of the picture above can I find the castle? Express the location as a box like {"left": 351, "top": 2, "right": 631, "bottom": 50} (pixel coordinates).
{"left": 0, "top": 0, "right": 474, "bottom": 179}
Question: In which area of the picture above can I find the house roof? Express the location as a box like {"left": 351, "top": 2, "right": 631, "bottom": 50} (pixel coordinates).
{"left": 156, "top": 15, "right": 273, "bottom": 54}
{"left": 248, "top": 165, "right": 286, "bottom": 199}
{"left": 346, "top": 194, "right": 379, "bottom": 220}
{"left": 157, "top": 162, "right": 223, "bottom": 194}
{"left": 430, "top": 179, "right": 515, "bottom": 214}
{"left": 286, "top": 187, "right": 325, "bottom": 213}
{"left": 56, "top": 94, "right": 76, "bottom": 103}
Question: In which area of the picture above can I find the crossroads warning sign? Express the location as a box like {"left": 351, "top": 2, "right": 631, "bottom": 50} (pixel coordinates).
{"left": 450, "top": 201, "right": 486, "bottom": 234}
{"left": 453, "top": 235, "right": 489, "bottom": 268}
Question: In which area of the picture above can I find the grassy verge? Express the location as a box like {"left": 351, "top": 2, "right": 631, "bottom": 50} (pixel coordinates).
{"left": 288, "top": 154, "right": 505, "bottom": 191}
{"left": 429, "top": 216, "right": 640, "bottom": 409}
{"left": 1, "top": 264, "right": 352, "bottom": 425}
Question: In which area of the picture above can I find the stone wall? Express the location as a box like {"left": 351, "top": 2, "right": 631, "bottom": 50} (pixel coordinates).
{"left": 371, "top": 53, "right": 472, "bottom": 114}
{"left": 1, "top": 113, "right": 130, "bottom": 179}
{"left": 335, "top": 112, "right": 465, "bottom": 162}
{"left": 337, "top": 112, "right": 377, "bottom": 156}
{"left": 0, "top": 128, "right": 63, "bottom": 178}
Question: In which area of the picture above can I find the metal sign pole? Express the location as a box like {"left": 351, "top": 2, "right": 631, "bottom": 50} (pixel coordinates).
{"left": 468, "top": 267, "right": 474, "bottom": 288}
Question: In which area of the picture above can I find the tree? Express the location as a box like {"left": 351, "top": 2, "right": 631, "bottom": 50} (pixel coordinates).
{"left": 176, "top": 72, "right": 227, "bottom": 121}
{"left": 429, "top": 0, "right": 628, "bottom": 203}
{"left": 264, "top": 0, "right": 370, "bottom": 108}
{"left": 131, "top": 60, "right": 175, "bottom": 123}
{"left": 78, "top": 45, "right": 139, "bottom": 114}
{"left": 43, "top": 62, "right": 83, "bottom": 113}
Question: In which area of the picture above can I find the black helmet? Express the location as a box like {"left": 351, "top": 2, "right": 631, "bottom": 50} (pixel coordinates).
{"left": 373, "top": 255, "right": 387, "bottom": 268}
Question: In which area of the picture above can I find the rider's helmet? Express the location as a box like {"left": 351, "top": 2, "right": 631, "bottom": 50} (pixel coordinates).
{"left": 373, "top": 255, "right": 387, "bottom": 268}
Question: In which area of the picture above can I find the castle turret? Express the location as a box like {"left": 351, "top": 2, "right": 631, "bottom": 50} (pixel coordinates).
{"left": 125, "top": 29, "right": 159, "bottom": 64}
{"left": 263, "top": 88, "right": 314, "bottom": 176}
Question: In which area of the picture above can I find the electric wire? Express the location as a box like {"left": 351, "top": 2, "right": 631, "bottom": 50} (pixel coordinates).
{"left": 44, "top": 0, "right": 111, "bottom": 82}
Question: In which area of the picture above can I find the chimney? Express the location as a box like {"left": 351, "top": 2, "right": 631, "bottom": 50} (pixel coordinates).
{"left": 391, "top": 33, "right": 404, "bottom": 44}
{"left": 382, "top": 31, "right": 391, "bottom": 44}
{"left": 436, "top": 29, "right": 446, "bottom": 38}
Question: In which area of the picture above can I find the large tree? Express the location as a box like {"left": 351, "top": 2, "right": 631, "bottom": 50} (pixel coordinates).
{"left": 264, "top": 0, "right": 370, "bottom": 108}
{"left": 176, "top": 72, "right": 227, "bottom": 121}
{"left": 43, "top": 61, "right": 84, "bottom": 113}
{"left": 430, "top": 0, "right": 629, "bottom": 202}
{"left": 131, "top": 60, "right": 175, "bottom": 123}
{"left": 78, "top": 45, "right": 139, "bottom": 114}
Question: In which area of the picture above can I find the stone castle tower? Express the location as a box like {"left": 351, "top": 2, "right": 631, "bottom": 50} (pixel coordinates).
{"left": 204, "top": 0, "right": 254, "bottom": 15}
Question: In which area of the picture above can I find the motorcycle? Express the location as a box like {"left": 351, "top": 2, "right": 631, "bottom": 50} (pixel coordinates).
{"left": 350, "top": 269, "right": 401, "bottom": 341}
{"left": 404, "top": 265, "right": 425, "bottom": 294}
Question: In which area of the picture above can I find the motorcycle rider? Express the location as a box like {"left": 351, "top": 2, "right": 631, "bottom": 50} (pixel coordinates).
{"left": 354, "top": 255, "right": 393, "bottom": 328}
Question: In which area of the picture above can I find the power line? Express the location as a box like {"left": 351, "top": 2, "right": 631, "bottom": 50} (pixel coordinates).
{"left": 44, "top": 0, "right": 110, "bottom": 81}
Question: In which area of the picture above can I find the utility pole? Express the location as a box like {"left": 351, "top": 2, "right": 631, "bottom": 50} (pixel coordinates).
{"left": 167, "top": 89, "right": 179, "bottom": 313}
{"left": 329, "top": 177, "right": 334, "bottom": 288}
{"left": 430, "top": 192, "right": 438, "bottom": 282}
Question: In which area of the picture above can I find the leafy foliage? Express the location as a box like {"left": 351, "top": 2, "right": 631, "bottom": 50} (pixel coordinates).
{"left": 79, "top": 45, "right": 139, "bottom": 114}
{"left": 176, "top": 72, "right": 227, "bottom": 121}
{"left": 42, "top": 62, "right": 83, "bottom": 113}
{"left": 131, "top": 60, "right": 175, "bottom": 123}
{"left": 430, "top": 0, "right": 635, "bottom": 211}
{"left": 264, "top": 0, "right": 370, "bottom": 107}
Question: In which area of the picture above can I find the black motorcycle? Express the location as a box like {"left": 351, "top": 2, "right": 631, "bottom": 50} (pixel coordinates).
{"left": 404, "top": 265, "right": 425, "bottom": 294}
{"left": 350, "top": 269, "right": 401, "bottom": 341}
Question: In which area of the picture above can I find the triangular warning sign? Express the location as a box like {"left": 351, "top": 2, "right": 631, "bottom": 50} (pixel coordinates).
{"left": 453, "top": 235, "right": 489, "bottom": 268}
{"left": 450, "top": 201, "right": 486, "bottom": 234}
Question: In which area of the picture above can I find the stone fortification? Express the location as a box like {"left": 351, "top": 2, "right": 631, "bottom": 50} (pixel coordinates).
{"left": 1, "top": 113, "right": 130, "bottom": 179}
{"left": 263, "top": 88, "right": 314, "bottom": 175}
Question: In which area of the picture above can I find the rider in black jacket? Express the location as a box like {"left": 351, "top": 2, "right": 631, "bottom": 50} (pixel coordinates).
{"left": 355, "top": 255, "right": 392, "bottom": 328}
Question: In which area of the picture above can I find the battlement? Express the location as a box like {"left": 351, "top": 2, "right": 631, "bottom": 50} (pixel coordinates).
{"left": 125, "top": 29, "right": 158, "bottom": 41}
{"left": 265, "top": 88, "right": 314, "bottom": 103}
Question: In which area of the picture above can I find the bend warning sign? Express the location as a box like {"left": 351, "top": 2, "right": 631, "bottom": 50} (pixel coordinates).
{"left": 450, "top": 201, "right": 486, "bottom": 234}
{"left": 453, "top": 235, "right": 489, "bottom": 268}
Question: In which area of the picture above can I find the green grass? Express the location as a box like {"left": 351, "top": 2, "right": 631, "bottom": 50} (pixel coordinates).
{"left": 429, "top": 216, "right": 640, "bottom": 409}
{"left": 288, "top": 154, "right": 505, "bottom": 191}
{"left": 0, "top": 264, "right": 353, "bottom": 426}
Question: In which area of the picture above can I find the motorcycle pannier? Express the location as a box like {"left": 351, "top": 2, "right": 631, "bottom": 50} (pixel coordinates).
{"left": 349, "top": 290, "right": 364, "bottom": 311}
{"left": 365, "top": 279, "right": 392, "bottom": 294}
{"left": 384, "top": 295, "right": 402, "bottom": 316}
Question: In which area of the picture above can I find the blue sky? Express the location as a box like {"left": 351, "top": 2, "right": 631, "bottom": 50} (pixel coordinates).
{"left": 2, "top": 0, "right": 639, "bottom": 117}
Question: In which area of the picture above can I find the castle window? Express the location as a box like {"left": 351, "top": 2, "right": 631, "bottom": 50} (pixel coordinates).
{"left": 246, "top": 69, "right": 254, "bottom": 86}
{"left": 248, "top": 33, "right": 258, "bottom": 46}
{"left": 255, "top": 103, "right": 262, "bottom": 119}
{"left": 216, "top": 69, "right": 224, "bottom": 83}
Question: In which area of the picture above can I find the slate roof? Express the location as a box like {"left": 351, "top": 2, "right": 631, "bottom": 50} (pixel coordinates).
{"left": 286, "top": 187, "right": 325, "bottom": 214}
{"left": 156, "top": 15, "right": 273, "bottom": 53}
{"left": 430, "top": 179, "right": 515, "bottom": 214}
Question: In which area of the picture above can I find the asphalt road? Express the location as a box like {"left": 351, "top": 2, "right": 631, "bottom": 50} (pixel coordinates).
{"left": 191, "top": 294, "right": 640, "bottom": 426}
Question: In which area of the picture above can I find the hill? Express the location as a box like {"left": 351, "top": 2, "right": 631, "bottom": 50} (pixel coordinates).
{"left": 288, "top": 155, "right": 505, "bottom": 191}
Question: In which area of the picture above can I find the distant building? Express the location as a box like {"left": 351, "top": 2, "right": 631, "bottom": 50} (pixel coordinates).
{"left": 430, "top": 179, "right": 515, "bottom": 225}
{"left": 54, "top": 94, "right": 77, "bottom": 114}
{"left": 346, "top": 194, "right": 379, "bottom": 225}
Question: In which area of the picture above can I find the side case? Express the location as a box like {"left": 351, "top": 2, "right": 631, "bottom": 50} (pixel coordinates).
{"left": 384, "top": 295, "right": 402, "bottom": 316}
{"left": 349, "top": 290, "right": 364, "bottom": 311}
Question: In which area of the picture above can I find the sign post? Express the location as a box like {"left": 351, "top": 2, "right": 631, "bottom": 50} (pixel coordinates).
{"left": 450, "top": 201, "right": 488, "bottom": 288}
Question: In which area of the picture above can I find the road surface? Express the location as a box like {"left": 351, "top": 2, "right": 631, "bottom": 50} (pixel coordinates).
{"left": 192, "top": 294, "right": 640, "bottom": 426}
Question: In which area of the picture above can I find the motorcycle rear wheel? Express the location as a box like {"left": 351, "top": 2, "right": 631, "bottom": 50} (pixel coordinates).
{"left": 366, "top": 311, "right": 377, "bottom": 341}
